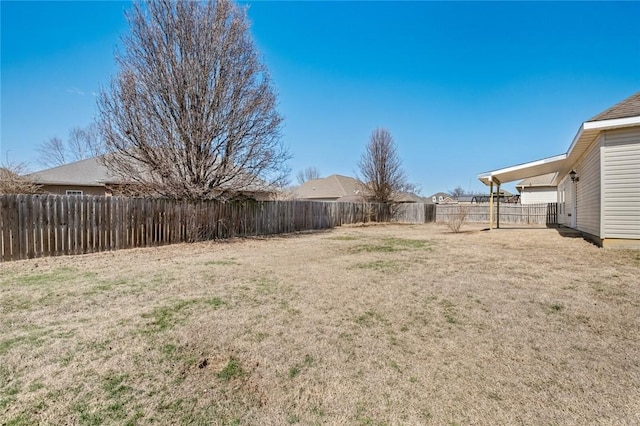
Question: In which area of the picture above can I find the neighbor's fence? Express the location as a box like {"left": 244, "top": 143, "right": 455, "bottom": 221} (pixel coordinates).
{"left": 0, "top": 195, "right": 391, "bottom": 262}
{"left": 436, "top": 202, "right": 558, "bottom": 226}
{"left": 393, "top": 203, "right": 436, "bottom": 223}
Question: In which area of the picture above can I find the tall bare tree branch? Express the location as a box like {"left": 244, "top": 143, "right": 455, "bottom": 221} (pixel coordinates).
{"left": 97, "top": 0, "right": 289, "bottom": 200}
{"left": 296, "top": 166, "right": 321, "bottom": 184}
{"left": 36, "top": 137, "right": 67, "bottom": 168}
{"left": 36, "top": 124, "right": 104, "bottom": 168}
{"left": 358, "top": 128, "right": 409, "bottom": 204}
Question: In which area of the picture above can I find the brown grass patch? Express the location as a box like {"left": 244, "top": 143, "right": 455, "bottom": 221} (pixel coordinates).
{"left": 1, "top": 223, "right": 639, "bottom": 424}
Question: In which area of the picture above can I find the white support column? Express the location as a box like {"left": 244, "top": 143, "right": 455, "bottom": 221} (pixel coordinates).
{"left": 489, "top": 181, "right": 494, "bottom": 230}
{"left": 497, "top": 183, "right": 501, "bottom": 229}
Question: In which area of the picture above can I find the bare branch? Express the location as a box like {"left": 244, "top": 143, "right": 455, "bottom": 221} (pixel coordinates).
{"left": 97, "top": 0, "right": 289, "bottom": 200}
{"left": 451, "top": 186, "right": 466, "bottom": 198}
{"left": 36, "top": 123, "right": 104, "bottom": 168}
{"left": 296, "top": 166, "right": 321, "bottom": 184}
{"left": 37, "top": 137, "right": 66, "bottom": 168}
{"left": 0, "top": 160, "right": 41, "bottom": 194}
{"left": 357, "top": 128, "right": 409, "bottom": 204}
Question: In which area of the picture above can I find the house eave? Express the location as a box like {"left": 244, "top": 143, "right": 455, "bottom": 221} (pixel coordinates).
{"left": 556, "top": 115, "right": 640, "bottom": 183}
{"left": 478, "top": 115, "right": 640, "bottom": 187}
{"left": 477, "top": 154, "right": 566, "bottom": 186}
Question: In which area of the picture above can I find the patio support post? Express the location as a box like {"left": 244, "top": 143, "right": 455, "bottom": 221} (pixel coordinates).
{"left": 489, "top": 181, "right": 494, "bottom": 230}
{"left": 497, "top": 183, "right": 501, "bottom": 229}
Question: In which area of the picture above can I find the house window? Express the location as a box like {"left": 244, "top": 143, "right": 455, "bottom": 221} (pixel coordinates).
{"left": 66, "top": 190, "right": 84, "bottom": 196}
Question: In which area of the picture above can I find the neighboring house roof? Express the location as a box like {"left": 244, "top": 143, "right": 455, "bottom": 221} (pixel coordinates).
{"left": 28, "top": 156, "right": 275, "bottom": 194}
{"left": 394, "top": 192, "right": 428, "bottom": 203}
{"left": 28, "top": 157, "right": 117, "bottom": 187}
{"left": 515, "top": 173, "right": 558, "bottom": 191}
{"left": 478, "top": 92, "right": 640, "bottom": 186}
{"left": 589, "top": 92, "right": 640, "bottom": 122}
{"left": 293, "top": 174, "right": 365, "bottom": 199}
{"left": 426, "top": 192, "right": 451, "bottom": 202}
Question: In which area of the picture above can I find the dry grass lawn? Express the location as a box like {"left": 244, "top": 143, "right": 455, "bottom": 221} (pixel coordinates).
{"left": 1, "top": 223, "right": 639, "bottom": 425}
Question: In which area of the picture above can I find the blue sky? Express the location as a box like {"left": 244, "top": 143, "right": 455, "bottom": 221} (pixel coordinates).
{"left": 2, "top": 1, "right": 639, "bottom": 195}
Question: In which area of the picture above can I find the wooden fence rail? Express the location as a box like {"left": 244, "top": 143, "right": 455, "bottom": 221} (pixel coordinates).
{"left": 435, "top": 202, "right": 558, "bottom": 226}
{"left": 0, "top": 195, "right": 391, "bottom": 262}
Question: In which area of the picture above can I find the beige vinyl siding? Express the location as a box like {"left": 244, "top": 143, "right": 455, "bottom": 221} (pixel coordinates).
{"left": 40, "top": 185, "right": 108, "bottom": 196}
{"left": 520, "top": 187, "right": 557, "bottom": 205}
{"left": 557, "top": 177, "right": 572, "bottom": 226}
{"left": 602, "top": 127, "right": 640, "bottom": 239}
{"left": 575, "top": 135, "right": 602, "bottom": 237}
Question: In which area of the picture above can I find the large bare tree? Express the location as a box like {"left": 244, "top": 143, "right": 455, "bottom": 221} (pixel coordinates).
{"left": 36, "top": 123, "right": 103, "bottom": 168}
{"left": 358, "top": 128, "right": 409, "bottom": 204}
{"left": 296, "top": 166, "right": 321, "bottom": 185}
{"left": 97, "top": 0, "right": 288, "bottom": 200}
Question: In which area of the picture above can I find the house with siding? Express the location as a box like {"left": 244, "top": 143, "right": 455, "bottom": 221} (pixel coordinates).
{"left": 27, "top": 157, "right": 120, "bottom": 196}
{"left": 427, "top": 192, "right": 454, "bottom": 204}
{"left": 28, "top": 156, "right": 276, "bottom": 200}
{"left": 516, "top": 173, "right": 558, "bottom": 205}
{"left": 478, "top": 92, "right": 640, "bottom": 248}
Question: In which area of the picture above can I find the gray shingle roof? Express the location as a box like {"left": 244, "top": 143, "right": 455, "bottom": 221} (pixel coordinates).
{"left": 28, "top": 156, "right": 273, "bottom": 194}
{"left": 28, "top": 157, "right": 117, "bottom": 186}
{"left": 293, "top": 174, "right": 366, "bottom": 199}
{"left": 588, "top": 92, "right": 640, "bottom": 122}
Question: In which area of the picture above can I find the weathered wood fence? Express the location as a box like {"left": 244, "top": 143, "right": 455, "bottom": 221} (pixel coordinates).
{"left": 0, "top": 195, "right": 559, "bottom": 262}
{"left": 0, "top": 195, "right": 391, "bottom": 262}
{"left": 436, "top": 203, "right": 558, "bottom": 226}
{"left": 393, "top": 203, "right": 436, "bottom": 223}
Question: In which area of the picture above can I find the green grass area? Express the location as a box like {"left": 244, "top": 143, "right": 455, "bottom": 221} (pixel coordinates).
{"left": 351, "top": 237, "right": 432, "bottom": 253}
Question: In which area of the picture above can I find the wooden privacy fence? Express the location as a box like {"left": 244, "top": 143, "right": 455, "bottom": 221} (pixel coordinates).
{"left": 0, "top": 195, "right": 391, "bottom": 262}
{"left": 436, "top": 203, "right": 558, "bottom": 226}
{"left": 392, "top": 203, "right": 436, "bottom": 223}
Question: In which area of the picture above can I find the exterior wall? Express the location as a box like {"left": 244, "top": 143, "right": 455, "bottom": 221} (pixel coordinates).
{"left": 557, "top": 176, "right": 573, "bottom": 227}
{"left": 557, "top": 135, "right": 602, "bottom": 236}
{"left": 519, "top": 187, "right": 557, "bottom": 204}
{"left": 601, "top": 127, "right": 640, "bottom": 240}
{"left": 40, "top": 185, "right": 108, "bottom": 196}
{"left": 575, "top": 135, "right": 602, "bottom": 237}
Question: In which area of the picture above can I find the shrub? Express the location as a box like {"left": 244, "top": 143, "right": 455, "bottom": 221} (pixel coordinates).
{"left": 446, "top": 205, "right": 469, "bottom": 233}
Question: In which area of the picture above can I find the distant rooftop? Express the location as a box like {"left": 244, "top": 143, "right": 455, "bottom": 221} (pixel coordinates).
{"left": 293, "top": 174, "right": 365, "bottom": 199}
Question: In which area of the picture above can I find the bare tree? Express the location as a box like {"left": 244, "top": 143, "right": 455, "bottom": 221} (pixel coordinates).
{"left": 36, "top": 124, "right": 103, "bottom": 168}
{"left": 358, "top": 128, "right": 409, "bottom": 204}
{"left": 37, "top": 137, "right": 67, "bottom": 168}
{"left": 97, "top": 0, "right": 289, "bottom": 200}
{"left": 68, "top": 123, "right": 103, "bottom": 161}
{"left": 0, "top": 160, "right": 41, "bottom": 194}
{"left": 296, "top": 166, "right": 321, "bottom": 184}
{"left": 451, "top": 186, "right": 466, "bottom": 198}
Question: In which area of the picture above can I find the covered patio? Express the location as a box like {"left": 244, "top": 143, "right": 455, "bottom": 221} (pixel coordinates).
{"left": 477, "top": 154, "right": 566, "bottom": 229}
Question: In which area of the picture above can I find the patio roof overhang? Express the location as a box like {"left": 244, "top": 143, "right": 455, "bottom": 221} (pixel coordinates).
{"left": 477, "top": 154, "right": 566, "bottom": 186}
{"left": 477, "top": 115, "right": 640, "bottom": 187}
